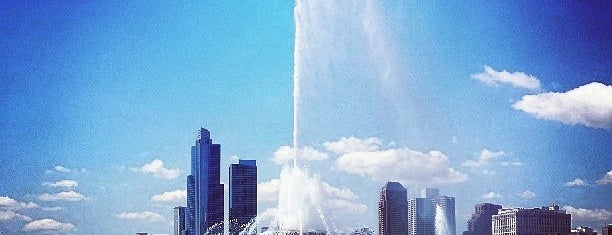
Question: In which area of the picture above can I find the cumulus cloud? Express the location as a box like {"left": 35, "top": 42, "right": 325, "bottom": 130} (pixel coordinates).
{"left": 512, "top": 82, "right": 612, "bottom": 129}
{"left": 118, "top": 211, "right": 165, "bottom": 223}
{"left": 132, "top": 159, "right": 181, "bottom": 180}
{"left": 38, "top": 191, "right": 86, "bottom": 202}
{"left": 0, "top": 210, "right": 32, "bottom": 221}
{"left": 258, "top": 179, "right": 280, "bottom": 202}
{"left": 272, "top": 146, "right": 328, "bottom": 165}
{"left": 563, "top": 178, "right": 590, "bottom": 187}
{"left": 472, "top": 65, "right": 541, "bottom": 90}
{"left": 54, "top": 165, "right": 73, "bottom": 173}
{"left": 43, "top": 180, "right": 78, "bottom": 188}
{"left": 151, "top": 190, "right": 187, "bottom": 203}
{"left": 323, "top": 136, "right": 382, "bottom": 154}
{"left": 596, "top": 170, "right": 612, "bottom": 185}
{"left": 563, "top": 206, "right": 611, "bottom": 221}
{"left": 23, "top": 219, "right": 74, "bottom": 232}
{"left": 481, "top": 192, "right": 502, "bottom": 199}
{"left": 461, "top": 149, "right": 505, "bottom": 168}
{"left": 335, "top": 145, "right": 467, "bottom": 186}
{"left": 518, "top": 190, "right": 536, "bottom": 198}
{"left": 0, "top": 196, "right": 38, "bottom": 210}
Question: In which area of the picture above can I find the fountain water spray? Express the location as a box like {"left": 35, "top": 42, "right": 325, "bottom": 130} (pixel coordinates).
{"left": 435, "top": 205, "right": 450, "bottom": 235}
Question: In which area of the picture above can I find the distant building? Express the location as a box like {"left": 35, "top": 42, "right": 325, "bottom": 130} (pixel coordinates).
{"left": 378, "top": 181, "right": 408, "bottom": 235}
{"left": 571, "top": 226, "right": 597, "bottom": 235}
{"left": 492, "top": 204, "right": 571, "bottom": 235}
{"left": 463, "top": 203, "right": 502, "bottom": 235}
{"left": 174, "top": 206, "right": 186, "bottom": 235}
{"left": 408, "top": 188, "right": 455, "bottom": 235}
{"left": 136, "top": 233, "right": 148, "bottom": 235}
{"left": 602, "top": 224, "right": 612, "bottom": 235}
{"left": 229, "top": 159, "right": 257, "bottom": 235}
{"left": 351, "top": 227, "right": 374, "bottom": 235}
{"left": 186, "top": 128, "right": 224, "bottom": 235}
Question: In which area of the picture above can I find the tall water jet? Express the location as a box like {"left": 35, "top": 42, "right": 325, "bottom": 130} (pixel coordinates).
{"left": 435, "top": 205, "right": 450, "bottom": 235}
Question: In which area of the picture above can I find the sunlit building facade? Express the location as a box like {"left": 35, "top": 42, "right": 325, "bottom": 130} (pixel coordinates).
{"left": 492, "top": 205, "right": 571, "bottom": 235}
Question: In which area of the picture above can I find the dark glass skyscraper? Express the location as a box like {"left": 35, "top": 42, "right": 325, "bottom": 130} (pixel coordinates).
{"left": 174, "top": 206, "right": 186, "bottom": 235}
{"left": 463, "top": 203, "right": 501, "bottom": 235}
{"left": 229, "top": 160, "right": 257, "bottom": 235}
{"left": 186, "top": 128, "right": 224, "bottom": 235}
{"left": 378, "top": 181, "right": 408, "bottom": 235}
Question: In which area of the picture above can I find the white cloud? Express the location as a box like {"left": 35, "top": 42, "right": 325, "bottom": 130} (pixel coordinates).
{"left": 512, "top": 82, "right": 612, "bottom": 129}
{"left": 563, "top": 206, "right": 611, "bottom": 221}
{"left": 518, "top": 190, "right": 536, "bottom": 198}
{"left": 0, "top": 210, "right": 32, "bottom": 221}
{"left": 272, "top": 146, "right": 328, "bottom": 165}
{"left": 43, "top": 179, "right": 78, "bottom": 188}
{"left": 118, "top": 211, "right": 165, "bottom": 223}
{"left": 472, "top": 65, "right": 541, "bottom": 90}
{"left": 596, "top": 170, "right": 612, "bottom": 185}
{"left": 41, "top": 207, "right": 62, "bottom": 212}
{"left": 0, "top": 196, "right": 38, "bottom": 210}
{"left": 23, "top": 219, "right": 74, "bottom": 232}
{"left": 481, "top": 192, "right": 502, "bottom": 199}
{"left": 563, "top": 178, "right": 590, "bottom": 187}
{"left": 38, "top": 191, "right": 86, "bottom": 202}
{"left": 151, "top": 190, "right": 187, "bottom": 203}
{"left": 54, "top": 165, "right": 72, "bottom": 173}
{"left": 500, "top": 161, "right": 524, "bottom": 166}
{"left": 132, "top": 159, "right": 181, "bottom": 180}
{"left": 323, "top": 136, "right": 382, "bottom": 154}
{"left": 335, "top": 145, "right": 467, "bottom": 186}
{"left": 258, "top": 179, "right": 280, "bottom": 202}
{"left": 461, "top": 149, "right": 505, "bottom": 168}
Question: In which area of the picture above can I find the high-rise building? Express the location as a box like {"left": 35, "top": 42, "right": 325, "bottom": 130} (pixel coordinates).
{"left": 463, "top": 203, "right": 502, "bottom": 235}
{"left": 174, "top": 206, "right": 186, "bottom": 235}
{"left": 229, "top": 160, "right": 257, "bottom": 235}
{"left": 378, "top": 181, "right": 408, "bottom": 235}
{"left": 186, "top": 128, "right": 224, "bottom": 235}
{"left": 492, "top": 204, "right": 571, "bottom": 235}
{"left": 433, "top": 195, "right": 456, "bottom": 235}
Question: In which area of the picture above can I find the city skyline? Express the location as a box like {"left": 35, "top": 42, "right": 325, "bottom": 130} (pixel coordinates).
{"left": 1, "top": 1, "right": 611, "bottom": 234}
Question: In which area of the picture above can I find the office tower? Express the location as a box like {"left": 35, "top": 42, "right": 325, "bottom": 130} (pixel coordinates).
{"left": 186, "top": 128, "right": 224, "bottom": 235}
{"left": 408, "top": 188, "right": 438, "bottom": 235}
{"left": 433, "top": 195, "right": 456, "bottom": 235}
{"left": 492, "top": 204, "right": 571, "bottom": 235}
{"left": 174, "top": 206, "right": 186, "bottom": 235}
{"left": 229, "top": 160, "right": 257, "bottom": 235}
{"left": 378, "top": 181, "right": 408, "bottom": 235}
{"left": 463, "top": 203, "right": 502, "bottom": 235}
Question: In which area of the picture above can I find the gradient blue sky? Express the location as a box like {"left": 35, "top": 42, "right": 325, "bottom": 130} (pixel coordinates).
{"left": 1, "top": 1, "right": 611, "bottom": 234}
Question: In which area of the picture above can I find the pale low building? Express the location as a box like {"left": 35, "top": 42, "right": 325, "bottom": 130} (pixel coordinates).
{"left": 492, "top": 204, "right": 571, "bottom": 235}
{"left": 571, "top": 226, "right": 597, "bottom": 235}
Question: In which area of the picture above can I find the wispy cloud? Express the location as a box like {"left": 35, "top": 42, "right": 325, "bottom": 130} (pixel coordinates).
{"left": 472, "top": 65, "right": 541, "bottom": 90}
{"left": 518, "top": 190, "right": 536, "bottom": 198}
{"left": 131, "top": 159, "right": 181, "bottom": 180}
{"left": 22, "top": 219, "right": 74, "bottom": 232}
{"left": 512, "top": 82, "right": 612, "bottom": 129}
{"left": 151, "top": 190, "right": 186, "bottom": 203}
{"left": 596, "top": 170, "right": 612, "bottom": 185}
{"left": 117, "top": 211, "right": 165, "bottom": 223}
{"left": 481, "top": 191, "right": 502, "bottom": 199}
{"left": 563, "top": 206, "right": 611, "bottom": 221}
{"left": 38, "top": 191, "right": 86, "bottom": 202}
{"left": 43, "top": 180, "right": 78, "bottom": 188}
{"left": 461, "top": 149, "right": 505, "bottom": 168}
{"left": 0, "top": 210, "right": 32, "bottom": 221}
{"left": 563, "top": 178, "right": 590, "bottom": 187}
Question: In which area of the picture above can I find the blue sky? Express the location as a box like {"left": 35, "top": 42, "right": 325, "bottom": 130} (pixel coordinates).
{"left": 1, "top": 1, "right": 611, "bottom": 234}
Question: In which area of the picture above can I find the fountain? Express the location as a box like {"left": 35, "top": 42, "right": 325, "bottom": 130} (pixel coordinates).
{"left": 435, "top": 205, "right": 450, "bottom": 235}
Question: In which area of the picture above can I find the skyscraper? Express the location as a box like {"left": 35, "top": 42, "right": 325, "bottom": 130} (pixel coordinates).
{"left": 408, "top": 188, "right": 437, "bottom": 235}
{"left": 174, "top": 206, "right": 186, "bottom": 235}
{"left": 229, "top": 160, "right": 257, "bottom": 235}
{"left": 186, "top": 128, "right": 224, "bottom": 235}
{"left": 378, "top": 181, "right": 408, "bottom": 235}
{"left": 463, "top": 203, "right": 501, "bottom": 235}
